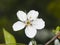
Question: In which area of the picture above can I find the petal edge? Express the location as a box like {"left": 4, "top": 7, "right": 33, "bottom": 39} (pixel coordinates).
{"left": 27, "top": 10, "right": 39, "bottom": 21}
{"left": 17, "top": 10, "right": 27, "bottom": 21}
{"left": 25, "top": 26, "right": 37, "bottom": 38}
{"left": 12, "top": 21, "right": 25, "bottom": 31}
{"left": 32, "top": 18, "right": 45, "bottom": 29}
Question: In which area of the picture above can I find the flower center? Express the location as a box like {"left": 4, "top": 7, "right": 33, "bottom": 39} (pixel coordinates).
{"left": 26, "top": 20, "right": 31, "bottom": 26}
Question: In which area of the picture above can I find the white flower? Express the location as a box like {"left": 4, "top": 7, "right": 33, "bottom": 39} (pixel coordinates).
{"left": 54, "top": 39, "right": 60, "bottom": 45}
{"left": 28, "top": 40, "right": 37, "bottom": 45}
{"left": 12, "top": 10, "right": 45, "bottom": 38}
{"left": 29, "top": 41, "right": 33, "bottom": 45}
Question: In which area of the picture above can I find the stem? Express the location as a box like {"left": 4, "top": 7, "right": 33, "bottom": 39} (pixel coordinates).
{"left": 45, "top": 32, "right": 60, "bottom": 45}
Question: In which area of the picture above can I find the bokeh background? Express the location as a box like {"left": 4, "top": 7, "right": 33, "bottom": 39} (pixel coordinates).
{"left": 0, "top": 0, "right": 60, "bottom": 45}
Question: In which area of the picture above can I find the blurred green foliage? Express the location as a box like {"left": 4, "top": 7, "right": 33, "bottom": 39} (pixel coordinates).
{"left": 52, "top": 26, "right": 60, "bottom": 34}
{"left": 0, "top": 0, "right": 60, "bottom": 45}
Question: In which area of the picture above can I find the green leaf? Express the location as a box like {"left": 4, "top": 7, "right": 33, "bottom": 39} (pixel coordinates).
{"left": 52, "top": 26, "right": 60, "bottom": 34}
{"left": 0, "top": 43, "right": 26, "bottom": 45}
{"left": 56, "top": 26, "right": 60, "bottom": 31}
{"left": 3, "top": 28, "right": 26, "bottom": 45}
{"left": 55, "top": 26, "right": 60, "bottom": 34}
{"left": 3, "top": 28, "right": 16, "bottom": 45}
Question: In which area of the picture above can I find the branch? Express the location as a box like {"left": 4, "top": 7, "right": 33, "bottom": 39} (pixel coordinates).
{"left": 45, "top": 32, "right": 60, "bottom": 45}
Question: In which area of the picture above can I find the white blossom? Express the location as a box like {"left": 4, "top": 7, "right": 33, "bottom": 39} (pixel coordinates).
{"left": 28, "top": 40, "right": 37, "bottom": 45}
{"left": 12, "top": 10, "right": 45, "bottom": 38}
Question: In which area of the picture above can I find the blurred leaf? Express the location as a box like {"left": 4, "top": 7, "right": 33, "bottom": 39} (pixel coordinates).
{"left": 3, "top": 28, "right": 26, "bottom": 45}
{"left": 3, "top": 28, "right": 16, "bottom": 45}
{"left": 56, "top": 26, "right": 60, "bottom": 31}
{"left": 52, "top": 26, "right": 60, "bottom": 34}
{"left": 0, "top": 43, "right": 25, "bottom": 45}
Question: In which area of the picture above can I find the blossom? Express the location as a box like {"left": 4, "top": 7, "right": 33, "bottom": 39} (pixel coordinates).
{"left": 28, "top": 40, "right": 37, "bottom": 45}
{"left": 12, "top": 10, "right": 45, "bottom": 38}
{"left": 54, "top": 39, "right": 60, "bottom": 45}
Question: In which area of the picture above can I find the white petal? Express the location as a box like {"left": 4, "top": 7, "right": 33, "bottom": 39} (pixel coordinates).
{"left": 12, "top": 21, "right": 25, "bottom": 31}
{"left": 25, "top": 26, "right": 37, "bottom": 38}
{"left": 17, "top": 10, "right": 27, "bottom": 21}
{"left": 54, "top": 39, "right": 60, "bottom": 45}
{"left": 32, "top": 18, "right": 45, "bottom": 29}
{"left": 27, "top": 10, "right": 39, "bottom": 21}
{"left": 29, "top": 40, "right": 37, "bottom": 45}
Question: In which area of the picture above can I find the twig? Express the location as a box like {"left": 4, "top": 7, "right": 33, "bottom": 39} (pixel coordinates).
{"left": 45, "top": 32, "right": 60, "bottom": 45}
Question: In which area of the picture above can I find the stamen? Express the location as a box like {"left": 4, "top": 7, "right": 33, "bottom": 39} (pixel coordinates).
{"left": 26, "top": 20, "right": 31, "bottom": 26}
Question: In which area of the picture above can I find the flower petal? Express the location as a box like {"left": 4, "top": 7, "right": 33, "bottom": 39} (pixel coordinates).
{"left": 28, "top": 41, "right": 32, "bottom": 45}
{"left": 17, "top": 10, "right": 27, "bottom": 21}
{"left": 54, "top": 39, "right": 60, "bottom": 45}
{"left": 12, "top": 21, "right": 25, "bottom": 31}
{"left": 27, "top": 10, "right": 39, "bottom": 21}
{"left": 28, "top": 40, "right": 37, "bottom": 45}
{"left": 32, "top": 18, "right": 45, "bottom": 29}
{"left": 25, "top": 26, "right": 37, "bottom": 38}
